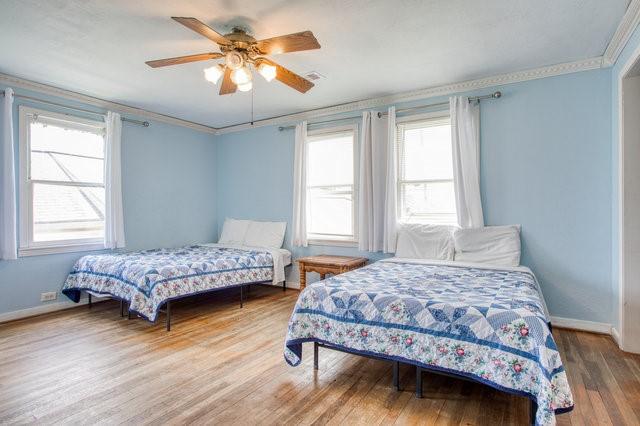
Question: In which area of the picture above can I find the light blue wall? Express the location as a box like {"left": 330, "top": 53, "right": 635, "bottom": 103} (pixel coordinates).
{"left": 0, "top": 84, "right": 217, "bottom": 315}
{"left": 480, "top": 70, "right": 612, "bottom": 323}
{"left": 610, "top": 23, "right": 640, "bottom": 329}
{"left": 0, "top": 64, "right": 619, "bottom": 324}
{"left": 215, "top": 68, "right": 614, "bottom": 323}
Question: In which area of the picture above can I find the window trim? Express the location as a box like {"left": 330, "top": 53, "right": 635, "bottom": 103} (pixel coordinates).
{"left": 305, "top": 123, "right": 359, "bottom": 245}
{"left": 395, "top": 111, "right": 458, "bottom": 225}
{"left": 18, "top": 106, "right": 107, "bottom": 257}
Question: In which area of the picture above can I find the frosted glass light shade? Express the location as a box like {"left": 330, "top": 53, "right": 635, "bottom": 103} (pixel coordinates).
{"left": 258, "top": 63, "right": 276, "bottom": 82}
{"left": 203, "top": 64, "right": 224, "bottom": 84}
{"left": 231, "top": 66, "right": 252, "bottom": 85}
{"left": 237, "top": 81, "right": 253, "bottom": 92}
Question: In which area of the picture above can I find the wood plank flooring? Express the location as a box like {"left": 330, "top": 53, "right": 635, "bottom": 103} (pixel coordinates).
{"left": 1, "top": 286, "right": 639, "bottom": 425}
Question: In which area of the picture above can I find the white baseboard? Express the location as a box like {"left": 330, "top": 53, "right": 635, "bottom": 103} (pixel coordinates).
{"left": 0, "top": 282, "right": 300, "bottom": 325}
{"left": 284, "top": 281, "right": 300, "bottom": 290}
{"left": 611, "top": 327, "right": 622, "bottom": 346}
{"left": 549, "top": 316, "right": 612, "bottom": 334}
{"left": 0, "top": 296, "right": 107, "bottom": 324}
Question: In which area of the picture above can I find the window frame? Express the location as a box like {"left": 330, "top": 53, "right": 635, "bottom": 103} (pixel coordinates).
{"left": 18, "top": 106, "right": 107, "bottom": 257}
{"left": 395, "top": 110, "right": 457, "bottom": 226}
{"left": 305, "top": 123, "right": 359, "bottom": 246}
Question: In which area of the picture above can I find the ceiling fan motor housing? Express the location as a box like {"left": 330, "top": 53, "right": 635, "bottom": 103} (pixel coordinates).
{"left": 225, "top": 51, "right": 244, "bottom": 70}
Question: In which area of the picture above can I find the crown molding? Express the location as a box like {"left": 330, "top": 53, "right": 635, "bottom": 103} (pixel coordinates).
{"left": 215, "top": 56, "right": 604, "bottom": 134}
{"left": 603, "top": 0, "right": 640, "bottom": 67}
{"left": 0, "top": 53, "right": 607, "bottom": 137}
{"left": 0, "top": 72, "right": 217, "bottom": 134}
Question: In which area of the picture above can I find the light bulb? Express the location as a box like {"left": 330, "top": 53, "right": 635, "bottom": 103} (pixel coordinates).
{"left": 203, "top": 64, "right": 224, "bottom": 84}
{"left": 257, "top": 63, "right": 277, "bottom": 82}
{"left": 237, "top": 81, "right": 253, "bottom": 92}
{"left": 231, "top": 66, "right": 252, "bottom": 85}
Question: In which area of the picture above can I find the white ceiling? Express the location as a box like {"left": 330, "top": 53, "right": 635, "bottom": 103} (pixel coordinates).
{"left": 0, "top": 0, "right": 630, "bottom": 128}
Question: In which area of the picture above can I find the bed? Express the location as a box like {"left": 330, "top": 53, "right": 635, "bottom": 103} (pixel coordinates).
{"left": 62, "top": 219, "right": 291, "bottom": 330}
{"left": 284, "top": 256, "right": 574, "bottom": 425}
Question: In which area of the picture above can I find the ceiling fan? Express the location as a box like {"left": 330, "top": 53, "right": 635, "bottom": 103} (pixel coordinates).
{"left": 146, "top": 17, "right": 320, "bottom": 95}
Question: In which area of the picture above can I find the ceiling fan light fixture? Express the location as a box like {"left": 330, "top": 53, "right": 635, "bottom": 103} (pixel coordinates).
{"left": 257, "top": 63, "right": 277, "bottom": 82}
{"left": 231, "top": 66, "right": 252, "bottom": 85}
{"left": 237, "top": 81, "right": 253, "bottom": 92}
{"left": 225, "top": 51, "right": 244, "bottom": 70}
{"left": 203, "top": 64, "right": 224, "bottom": 84}
{"left": 146, "top": 17, "right": 319, "bottom": 95}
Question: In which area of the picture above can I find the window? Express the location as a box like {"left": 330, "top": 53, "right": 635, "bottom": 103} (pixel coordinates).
{"left": 397, "top": 114, "right": 457, "bottom": 225}
{"left": 19, "top": 107, "right": 107, "bottom": 256}
{"left": 306, "top": 125, "right": 357, "bottom": 243}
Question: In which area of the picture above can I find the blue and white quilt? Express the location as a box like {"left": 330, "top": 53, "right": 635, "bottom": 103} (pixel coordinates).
{"left": 62, "top": 245, "right": 274, "bottom": 321}
{"left": 284, "top": 258, "right": 574, "bottom": 425}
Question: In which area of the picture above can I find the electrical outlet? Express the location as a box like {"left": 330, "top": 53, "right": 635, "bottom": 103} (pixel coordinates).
{"left": 40, "top": 292, "right": 57, "bottom": 302}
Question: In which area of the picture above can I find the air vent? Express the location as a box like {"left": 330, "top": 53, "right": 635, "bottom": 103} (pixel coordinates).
{"left": 305, "top": 71, "right": 325, "bottom": 81}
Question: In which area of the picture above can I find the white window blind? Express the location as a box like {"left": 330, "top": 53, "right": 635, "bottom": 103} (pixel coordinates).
{"left": 19, "top": 107, "right": 107, "bottom": 255}
{"left": 306, "top": 125, "right": 357, "bottom": 242}
{"left": 396, "top": 116, "right": 457, "bottom": 225}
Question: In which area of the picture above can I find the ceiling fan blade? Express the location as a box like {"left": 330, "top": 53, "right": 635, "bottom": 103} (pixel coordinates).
{"left": 145, "top": 52, "right": 223, "bottom": 68}
{"left": 219, "top": 67, "right": 237, "bottom": 95}
{"left": 255, "top": 31, "right": 320, "bottom": 55}
{"left": 259, "top": 58, "right": 314, "bottom": 93}
{"left": 171, "top": 17, "right": 231, "bottom": 46}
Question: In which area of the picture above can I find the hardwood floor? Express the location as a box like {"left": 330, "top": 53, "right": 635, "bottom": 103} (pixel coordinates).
{"left": 1, "top": 286, "right": 639, "bottom": 425}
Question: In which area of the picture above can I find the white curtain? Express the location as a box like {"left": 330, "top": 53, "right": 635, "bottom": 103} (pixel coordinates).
{"left": 0, "top": 88, "right": 17, "bottom": 260}
{"left": 450, "top": 96, "right": 484, "bottom": 228}
{"left": 383, "top": 106, "right": 398, "bottom": 253}
{"left": 358, "top": 111, "right": 388, "bottom": 252}
{"left": 291, "top": 121, "right": 308, "bottom": 247}
{"left": 104, "top": 111, "right": 126, "bottom": 249}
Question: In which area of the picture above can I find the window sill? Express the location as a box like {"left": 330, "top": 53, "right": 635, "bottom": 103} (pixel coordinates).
{"left": 19, "top": 242, "right": 107, "bottom": 257}
{"left": 307, "top": 239, "right": 358, "bottom": 248}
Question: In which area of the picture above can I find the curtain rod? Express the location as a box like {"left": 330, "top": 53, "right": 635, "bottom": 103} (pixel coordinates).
{"left": 277, "top": 91, "right": 502, "bottom": 131}
{"left": 0, "top": 90, "right": 150, "bottom": 127}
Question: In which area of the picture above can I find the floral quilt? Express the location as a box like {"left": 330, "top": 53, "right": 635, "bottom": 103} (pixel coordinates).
{"left": 62, "top": 245, "right": 273, "bottom": 321}
{"left": 284, "top": 260, "right": 574, "bottom": 425}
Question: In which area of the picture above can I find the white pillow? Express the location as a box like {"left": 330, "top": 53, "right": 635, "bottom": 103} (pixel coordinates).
{"left": 395, "top": 224, "right": 455, "bottom": 260}
{"left": 244, "top": 220, "right": 287, "bottom": 249}
{"left": 218, "top": 218, "right": 251, "bottom": 245}
{"left": 453, "top": 225, "right": 521, "bottom": 267}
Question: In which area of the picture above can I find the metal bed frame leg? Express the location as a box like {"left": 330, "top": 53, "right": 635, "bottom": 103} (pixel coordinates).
{"left": 283, "top": 280, "right": 286, "bottom": 292}
{"left": 313, "top": 342, "right": 319, "bottom": 370}
{"left": 166, "top": 300, "right": 171, "bottom": 331}
{"left": 393, "top": 361, "right": 401, "bottom": 391}
{"left": 240, "top": 285, "right": 244, "bottom": 308}
{"left": 88, "top": 293, "right": 92, "bottom": 308}
{"left": 529, "top": 400, "right": 537, "bottom": 425}
{"left": 120, "top": 300, "right": 124, "bottom": 317}
{"left": 416, "top": 366, "right": 423, "bottom": 398}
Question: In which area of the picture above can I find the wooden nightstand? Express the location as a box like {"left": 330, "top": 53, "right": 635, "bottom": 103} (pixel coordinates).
{"left": 297, "top": 255, "right": 368, "bottom": 290}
